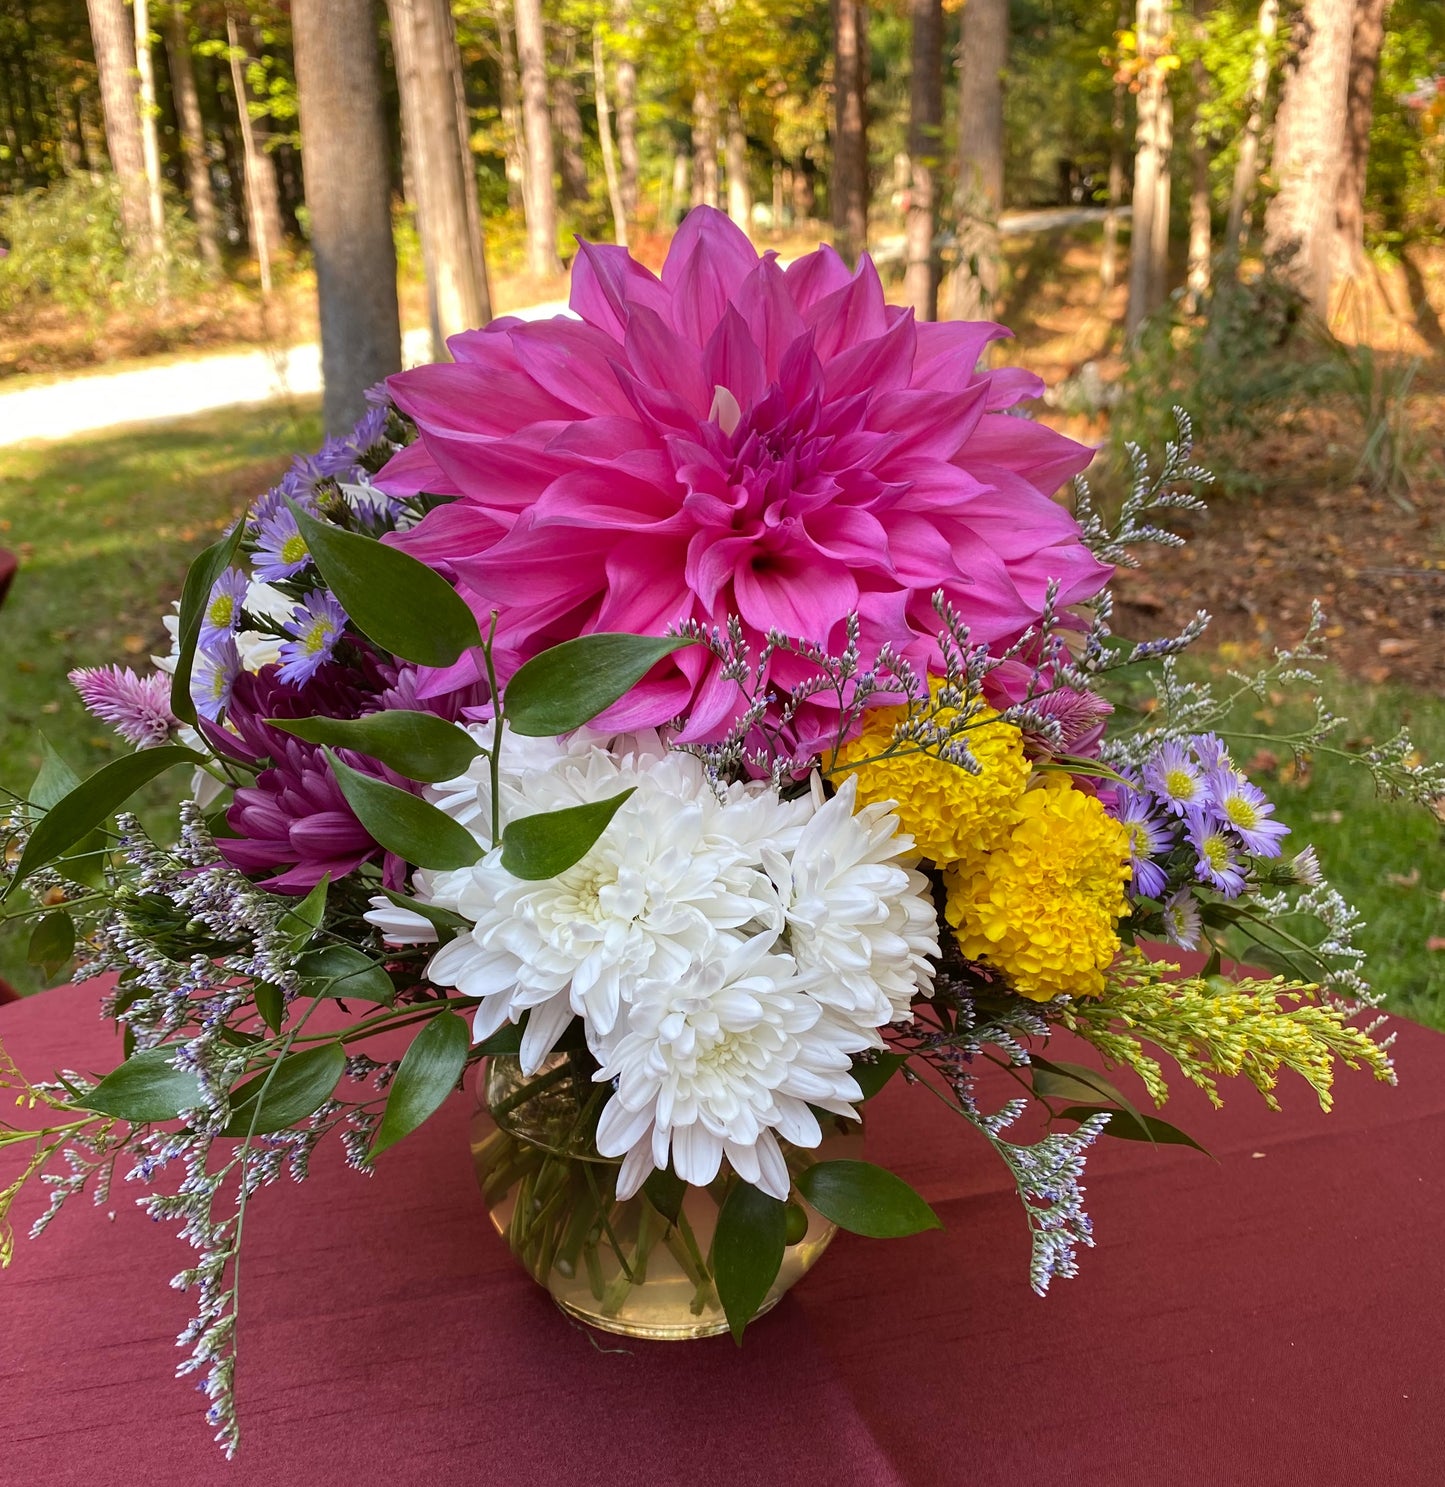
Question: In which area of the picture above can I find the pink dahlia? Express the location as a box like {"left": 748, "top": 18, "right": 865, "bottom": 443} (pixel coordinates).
{"left": 379, "top": 207, "right": 1110, "bottom": 744}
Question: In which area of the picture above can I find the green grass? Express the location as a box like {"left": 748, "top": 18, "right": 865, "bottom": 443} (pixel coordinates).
{"left": 1, "top": 407, "right": 1443, "bottom": 1034}
{"left": 1200, "top": 664, "right": 1445, "bottom": 1028}
{"left": 1, "top": 401, "right": 320, "bottom": 993}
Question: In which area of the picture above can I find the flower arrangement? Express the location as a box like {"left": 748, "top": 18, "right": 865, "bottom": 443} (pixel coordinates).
{"left": 2, "top": 210, "right": 1436, "bottom": 1456}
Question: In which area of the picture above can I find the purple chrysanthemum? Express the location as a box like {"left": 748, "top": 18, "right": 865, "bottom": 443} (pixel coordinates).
{"left": 1183, "top": 807, "right": 1247, "bottom": 898}
{"left": 1161, "top": 889, "right": 1202, "bottom": 950}
{"left": 1206, "top": 766, "right": 1291, "bottom": 857}
{"left": 1143, "top": 739, "right": 1209, "bottom": 816}
{"left": 200, "top": 567, "right": 249, "bottom": 650}
{"left": 1113, "top": 787, "right": 1172, "bottom": 899}
{"left": 212, "top": 663, "right": 391, "bottom": 892}
{"left": 277, "top": 590, "right": 348, "bottom": 687}
{"left": 252, "top": 506, "right": 310, "bottom": 582}
{"left": 68, "top": 665, "right": 177, "bottom": 748}
{"left": 192, "top": 637, "right": 242, "bottom": 722}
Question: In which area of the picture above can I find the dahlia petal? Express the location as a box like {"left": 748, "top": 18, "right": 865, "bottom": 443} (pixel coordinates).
{"left": 371, "top": 436, "right": 461, "bottom": 499}
{"left": 732, "top": 256, "right": 807, "bottom": 379}
{"left": 805, "top": 255, "right": 889, "bottom": 359}
{"left": 911, "top": 319, "right": 1011, "bottom": 390}
{"left": 661, "top": 206, "right": 760, "bottom": 344}
{"left": 702, "top": 305, "right": 768, "bottom": 412}
{"left": 823, "top": 309, "right": 917, "bottom": 402}
{"left": 570, "top": 237, "right": 671, "bottom": 338}
{"left": 781, "top": 242, "right": 855, "bottom": 310}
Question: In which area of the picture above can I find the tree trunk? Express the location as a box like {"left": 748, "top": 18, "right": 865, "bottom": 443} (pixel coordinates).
{"left": 514, "top": 0, "right": 560, "bottom": 276}
{"left": 226, "top": 12, "right": 275, "bottom": 292}
{"left": 1101, "top": 1, "right": 1129, "bottom": 291}
{"left": 133, "top": 0, "right": 166, "bottom": 253}
{"left": 692, "top": 86, "right": 719, "bottom": 208}
{"left": 615, "top": 51, "right": 638, "bottom": 219}
{"left": 85, "top": 0, "right": 155, "bottom": 256}
{"left": 953, "top": 0, "right": 1006, "bottom": 319}
{"left": 492, "top": 1, "right": 527, "bottom": 212}
{"left": 165, "top": 4, "right": 221, "bottom": 271}
{"left": 292, "top": 0, "right": 402, "bottom": 432}
{"left": 725, "top": 103, "right": 751, "bottom": 230}
{"left": 1334, "top": 0, "right": 1388, "bottom": 280}
{"left": 1225, "top": 0, "right": 1279, "bottom": 252}
{"left": 1263, "top": 0, "right": 1355, "bottom": 316}
{"left": 593, "top": 28, "right": 627, "bottom": 245}
{"left": 831, "top": 0, "right": 869, "bottom": 264}
{"left": 388, "top": 0, "right": 492, "bottom": 357}
{"left": 904, "top": 0, "right": 942, "bottom": 321}
{"left": 1185, "top": 50, "right": 1211, "bottom": 313}
{"left": 551, "top": 28, "right": 588, "bottom": 205}
{"left": 1125, "top": 0, "right": 1173, "bottom": 337}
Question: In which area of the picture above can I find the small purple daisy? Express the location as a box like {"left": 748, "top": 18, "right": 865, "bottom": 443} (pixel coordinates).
{"left": 1143, "top": 738, "right": 1210, "bottom": 816}
{"left": 1161, "top": 889, "right": 1203, "bottom": 950}
{"left": 1184, "top": 807, "right": 1247, "bottom": 898}
{"left": 200, "top": 567, "right": 249, "bottom": 649}
{"left": 1206, "top": 766, "right": 1291, "bottom": 858}
{"left": 252, "top": 506, "right": 310, "bottom": 583}
{"left": 1114, "top": 787, "right": 1172, "bottom": 899}
{"left": 277, "top": 591, "right": 348, "bottom": 686}
{"left": 193, "top": 636, "right": 243, "bottom": 721}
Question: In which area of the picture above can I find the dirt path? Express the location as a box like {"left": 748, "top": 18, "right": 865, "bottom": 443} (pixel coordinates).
{"left": 0, "top": 302, "right": 569, "bottom": 448}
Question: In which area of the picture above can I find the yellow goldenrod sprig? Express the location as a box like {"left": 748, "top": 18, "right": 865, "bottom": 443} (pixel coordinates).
{"left": 1059, "top": 950, "right": 1395, "bottom": 1112}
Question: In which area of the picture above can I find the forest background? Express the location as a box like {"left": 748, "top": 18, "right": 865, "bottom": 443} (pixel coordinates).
{"left": 0, "top": 0, "right": 1443, "bottom": 1016}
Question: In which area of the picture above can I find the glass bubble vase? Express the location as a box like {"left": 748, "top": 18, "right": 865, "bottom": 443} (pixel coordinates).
{"left": 469, "top": 1052, "right": 858, "bottom": 1340}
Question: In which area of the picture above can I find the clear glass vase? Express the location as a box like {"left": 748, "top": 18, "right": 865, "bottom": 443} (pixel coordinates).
{"left": 469, "top": 1053, "right": 859, "bottom": 1340}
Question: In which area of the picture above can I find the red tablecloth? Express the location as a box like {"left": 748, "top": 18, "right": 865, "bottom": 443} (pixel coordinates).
{"left": 2, "top": 980, "right": 1442, "bottom": 1486}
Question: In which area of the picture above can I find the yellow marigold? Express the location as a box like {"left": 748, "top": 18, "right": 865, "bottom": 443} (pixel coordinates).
{"left": 832, "top": 697, "right": 1029, "bottom": 866}
{"left": 944, "top": 776, "right": 1132, "bottom": 1001}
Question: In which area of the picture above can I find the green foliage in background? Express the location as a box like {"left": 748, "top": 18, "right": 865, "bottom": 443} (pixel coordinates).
{"left": 0, "top": 175, "right": 213, "bottom": 319}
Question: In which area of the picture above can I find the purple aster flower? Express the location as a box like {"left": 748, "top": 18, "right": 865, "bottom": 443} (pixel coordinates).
{"left": 192, "top": 636, "right": 242, "bottom": 722}
{"left": 1161, "top": 889, "right": 1202, "bottom": 950}
{"left": 200, "top": 567, "right": 249, "bottom": 649}
{"left": 1143, "top": 739, "right": 1210, "bottom": 816}
{"left": 1290, "top": 845, "right": 1323, "bottom": 886}
{"left": 1113, "top": 787, "right": 1172, "bottom": 899}
{"left": 277, "top": 590, "right": 348, "bottom": 686}
{"left": 1206, "top": 766, "right": 1291, "bottom": 858}
{"left": 1183, "top": 806, "right": 1247, "bottom": 898}
{"left": 68, "top": 665, "right": 177, "bottom": 748}
{"left": 311, "top": 434, "right": 359, "bottom": 481}
{"left": 252, "top": 505, "right": 311, "bottom": 582}
{"left": 348, "top": 403, "right": 390, "bottom": 455}
{"left": 1190, "top": 732, "right": 1232, "bottom": 770}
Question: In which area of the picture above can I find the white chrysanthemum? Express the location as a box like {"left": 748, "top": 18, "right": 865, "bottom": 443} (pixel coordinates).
{"left": 421, "top": 747, "right": 796, "bottom": 1072}
{"left": 594, "top": 933, "right": 866, "bottom": 1201}
{"left": 363, "top": 895, "right": 438, "bottom": 945}
{"left": 763, "top": 774, "right": 939, "bottom": 1037}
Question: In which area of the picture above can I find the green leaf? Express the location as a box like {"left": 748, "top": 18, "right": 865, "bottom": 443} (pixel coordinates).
{"left": 1058, "top": 1105, "right": 1213, "bottom": 1155}
{"left": 170, "top": 520, "right": 245, "bottom": 726}
{"left": 642, "top": 1166, "right": 687, "bottom": 1227}
{"left": 224, "top": 1043, "right": 346, "bottom": 1137}
{"left": 504, "top": 633, "right": 699, "bottom": 736}
{"left": 267, "top": 711, "right": 485, "bottom": 784}
{"left": 1031, "top": 1055, "right": 1156, "bottom": 1145}
{"left": 278, "top": 874, "right": 330, "bottom": 956}
{"left": 472, "top": 1019, "right": 526, "bottom": 1056}
{"left": 712, "top": 1179, "right": 787, "bottom": 1343}
{"left": 26, "top": 910, "right": 75, "bottom": 971}
{"left": 849, "top": 1051, "right": 907, "bottom": 1102}
{"left": 30, "top": 737, "right": 81, "bottom": 809}
{"left": 500, "top": 789, "right": 634, "bottom": 880}
{"left": 372, "top": 1011, "right": 471, "bottom": 1157}
{"left": 254, "top": 983, "right": 285, "bottom": 1034}
{"left": 77, "top": 1047, "right": 204, "bottom": 1123}
{"left": 795, "top": 1159, "right": 942, "bottom": 1239}
{"left": 30, "top": 739, "right": 108, "bottom": 890}
{"left": 4, "top": 746, "right": 199, "bottom": 899}
{"left": 297, "top": 944, "right": 394, "bottom": 1004}
{"left": 288, "top": 501, "right": 482, "bottom": 667}
{"left": 375, "top": 887, "right": 471, "bottom": 944}
{"left": 325, "top": 751, "right": 482, "bottom": 871}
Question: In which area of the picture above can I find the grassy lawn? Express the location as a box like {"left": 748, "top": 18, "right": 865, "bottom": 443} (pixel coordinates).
{"left": 1, "top": 402, "right": 321, "bottom": 993}
{"left": 2, "top": 407, "right": 1443, "bottom": 1032}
